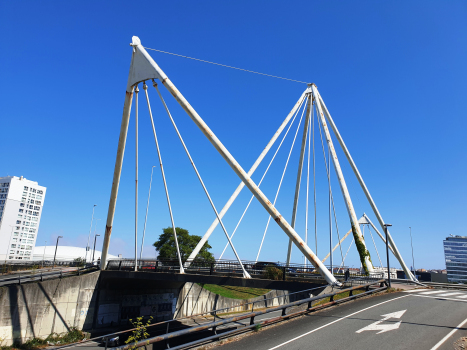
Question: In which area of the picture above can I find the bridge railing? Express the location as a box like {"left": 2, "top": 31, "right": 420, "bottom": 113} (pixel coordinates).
{"left": 107, "top": 279, "right": 388, "bottom": 350}
{"left": 106, "top": 258, "right": 382, "bottom": 284}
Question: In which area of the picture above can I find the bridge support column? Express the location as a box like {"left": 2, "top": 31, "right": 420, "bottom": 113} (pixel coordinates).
{"left": 311, "top": 85, "right": 374, "bottom": 274}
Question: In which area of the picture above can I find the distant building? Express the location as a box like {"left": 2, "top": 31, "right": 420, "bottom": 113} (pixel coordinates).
{"left": 444, "top": 235, "right": 467, "bottom": 283}
{"left": 32, "top": 246, "right": 118, "bottom": 262}
{"left": 0, "top": 176, "right": 46, "bottom": 261}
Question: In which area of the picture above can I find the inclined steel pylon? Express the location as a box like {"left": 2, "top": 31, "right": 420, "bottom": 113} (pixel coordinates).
{"left": 100, "top": 36, "right": 417, "bottom": 284}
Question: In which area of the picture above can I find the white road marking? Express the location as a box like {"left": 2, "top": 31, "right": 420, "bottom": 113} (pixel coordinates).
{"left": 267, "top": 295, "right": 411, "bottom": 350}
{"left": 435, "top": 292, "right": 463, "bottom": 297}
{"left": 456, "top": 295, "right": 467, "bottom": 299}
{"left": 356, "top": 310, "right": 406, "bottom": 334}
{"left": 430, "top": 315, "right": 467, "bottom": 350}
{"left": 417, "top": 290, "right": 447, "bottom": 295}
{"left": 412, "top": 295, "right": 467, "bottom": 302}
{"left": 403, "top": 289, "right": 428, "bottom": 293}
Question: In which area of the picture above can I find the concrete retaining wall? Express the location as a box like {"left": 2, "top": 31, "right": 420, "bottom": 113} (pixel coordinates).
{"left": 0, "top": 271, "right": 100, "bottom": 346}
{"left": 175, "top": 283, "right": 313, "bottom": 318}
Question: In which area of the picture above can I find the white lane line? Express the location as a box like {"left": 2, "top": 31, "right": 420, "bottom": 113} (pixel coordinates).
{"left": 267, "top": 295, "right": 410, "bottom": 350}
{"left": 435, "top": 292, "right": 463, "bottom": 297}
{"left": 403, "top": 289, "right": 428, "bottom": 293}
{"left": 456, "top": 295, "right": 467, "bottom": 299}
{"left": 412, "top": 295, "right": 467, "bottom": 303}
{"left": 430, "top": 315, "right": 467, "bottom": 350}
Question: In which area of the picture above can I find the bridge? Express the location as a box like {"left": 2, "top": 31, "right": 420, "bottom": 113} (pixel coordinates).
{"left": 97, "top": 36, "right": 416, "bottom": 288}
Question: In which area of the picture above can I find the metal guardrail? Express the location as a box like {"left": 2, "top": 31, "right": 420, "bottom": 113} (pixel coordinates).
{"left": 106, "top": 258, "right": 382, "bottom": 284}
{"left": 109, "top": 279, "right": 387, "bottom": 350}
{"left": 0, "top": 266, "right": 99, "bottom": 286}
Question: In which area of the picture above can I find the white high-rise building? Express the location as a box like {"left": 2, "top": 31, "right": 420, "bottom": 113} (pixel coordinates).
{"left": 0, "top": 176, "right": 46, "bottom": 261}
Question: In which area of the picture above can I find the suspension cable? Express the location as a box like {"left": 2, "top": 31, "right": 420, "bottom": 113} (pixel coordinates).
{"left": 152, "top": 81, "right": 251, "bottom": 278}
{"left": 143, "top": 82, "right": 185, "bottom": 274}
{"left": 218, "top": 96, "right": 306, "bottom": 260}
{"left": 143, "top": 46, "right": 309, "bottom": 84}
{"left": 313, "top": 99, "right": 317, "bottom": 256}
{"left": 256, "top": 98, "right": 308, "bottom": 261}
{"left": 339, "top": 238, "right": 355, "bottom": 273}
{"left": 316, "top": 103, "right": 345, "bottom": 264}
{"left": 368, "top": 225, "right": 383, "bottom": 267}
{"left": 304, "top": 101, "right": 312, "bottom": 267}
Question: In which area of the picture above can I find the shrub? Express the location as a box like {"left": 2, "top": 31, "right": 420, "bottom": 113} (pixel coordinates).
{"left": 263, "top": 266, "right": 283, "bottom": 280}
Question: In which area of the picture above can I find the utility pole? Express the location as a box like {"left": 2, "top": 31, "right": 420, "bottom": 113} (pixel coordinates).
{"left": 53, "top": 236, "right": 63, "bottom": 268}
{"left": 409, "top": 227, "right": 416, "bottom": 279}
{"left": 92, "top": 234, "right": 100, "bottom": 263}
{"left": 85, "top": 205, "right": 97, "bottom": 263}
{"left": 384, "top": 224, "right": 392, "bottom": 288}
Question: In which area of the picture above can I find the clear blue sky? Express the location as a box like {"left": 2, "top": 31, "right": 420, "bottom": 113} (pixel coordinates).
{"left": 1, "top": 1, "right": 466, "bottom": 270}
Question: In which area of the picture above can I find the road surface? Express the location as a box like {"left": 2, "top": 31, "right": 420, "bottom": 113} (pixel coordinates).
{"left": 218, "top": 288, "right": 467, "bottom": 350}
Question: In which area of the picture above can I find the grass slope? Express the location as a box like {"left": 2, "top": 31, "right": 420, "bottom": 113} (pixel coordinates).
{"left": 200, "top": 284, "right": 270, "bottom": 299}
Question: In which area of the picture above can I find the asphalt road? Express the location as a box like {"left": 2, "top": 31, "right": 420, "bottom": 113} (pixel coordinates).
{"left": 217, "top": 288, "right": 467, "bottom": 350}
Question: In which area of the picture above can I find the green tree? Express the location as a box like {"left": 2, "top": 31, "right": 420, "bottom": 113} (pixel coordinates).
{"left": 153, "top": 227, "right": 215, "bottom": 262}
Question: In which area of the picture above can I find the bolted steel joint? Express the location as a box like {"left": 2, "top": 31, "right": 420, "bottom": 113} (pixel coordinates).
{"left": 143, "top": 82, "right": 148, "bottom": 90}
{"left": 135, "top": 85, "right": 139, "bottom": 93}
{"left": 152, "top": 79, "right": 158, "bottom": 88}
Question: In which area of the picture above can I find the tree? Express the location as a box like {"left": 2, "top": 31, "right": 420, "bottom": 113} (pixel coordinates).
{"left": 153, "top": 227, "right": 215, "bottom": 262}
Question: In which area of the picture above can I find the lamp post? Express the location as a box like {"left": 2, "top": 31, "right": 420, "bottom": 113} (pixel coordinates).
{"left": 85, "top": 205, "right": 97, "bottom": 263}
{"left": 53, "top": 236, "right": 63, "bottom": 268}
{"left": 384, "top": 224, "right": 392, "bottom": 288}
{"left": 409, "top": 227, "right": 416, "bottom": 279}
{"left": 92, "top": 234, "right": 100, "bottom": 263}
{"left": 41, "top": 240, "right": 47, "bottom": 269}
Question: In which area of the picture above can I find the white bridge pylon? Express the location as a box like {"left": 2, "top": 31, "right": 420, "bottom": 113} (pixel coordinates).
{"left": 100, "top": 36, "right": 416, "bottom": 284}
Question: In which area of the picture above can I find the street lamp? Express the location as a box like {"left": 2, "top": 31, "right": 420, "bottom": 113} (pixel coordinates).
{"left": 409, "top": 227, "right": 416, "bottom": 279}
{"left": 85, "top": 205, "right": 97, "bottom": 263}
{"left": 384, "top": 224, "right": 392, "bottom": 288}
{"left": 92, "top": 234, "right": 100, "bottom": 263}
{"left": 41, "top": 240, "right": 47, "bottom": 269}
{"left": 53, "top": 236, "right": 63, "bottom": 268}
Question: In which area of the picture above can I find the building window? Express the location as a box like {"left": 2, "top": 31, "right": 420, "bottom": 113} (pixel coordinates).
{"left": 31, "top": 189, "right": 36, "bottom": 193}
{"left": 37, "top": 190, "right": 43, "bottom": 195}
{"left": 19, "top": 209, "right": 24, "bottom": 213}
{"left": 11, "top": 244, "right": 16, "bottom": 248}
{"left": 20, "top": 203, "right": 24, "bottom": 207}
{"left": 24, "top": 186, "right": 28, "bottom": 191}
{"left": 35, "top": 201, "right": 41, "bottom": 205}
{"left": 16, "top": 220, "right": 21, "bottom": 224}
{"left": 36, "top": 195, "right": 42, "bottom": 200}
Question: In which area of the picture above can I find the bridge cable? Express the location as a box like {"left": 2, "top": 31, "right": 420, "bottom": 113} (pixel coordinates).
{"left": 304, "top": 100, "right": 312, "bottom": 268}
{"left": 368, "top": 225, "right": 383, "bottom": 268}
{"left": 135, "top": 84, "right": 139, "bottom": 270}
{"left": 313, "top": 99, "right": 318, "bottom": 256}
{"left": 255, "top": 97, "right": 308, "bottom": 262}
{"left": 143, "top": 82, "right": 185, "bottom": 273}
{"left": 143, "top": 46, "right": 309, "bottom": 84}
{"left": 217, "top": 96, "right": 306, "bottom": 261}
{"left": 316, "top": 103, "right": 345, "bottom": 267}
{"left": 152, "top": 81, "right": 251, "bottom": 279}
{"left": 338, "top": 237, "right": 354, "bottom": 273}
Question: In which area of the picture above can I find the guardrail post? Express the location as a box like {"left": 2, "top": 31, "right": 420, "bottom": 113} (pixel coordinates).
{"left": 250, "top": 315, "right": 255, "bottom": 325}
{"left": 165, "top": 323, "right": 170, "bottom": 349}
{"left": 308, "top": 300, "right": 312, "bottom": 309}
{"left": 118, "top": 261, "right": 122, "bottom": 271}
{"left": 210, "top": 262, "right": 214, "bottom": 276}
{"left": 155, "top": 260, "right": 159, "bottom": 272}
{"left": 60, "top": 271, "right": 62, "bottom": 279}
{"left": 349, "top": 289, "right": 353, "bottom": 297}
{"left": 18, "top": 274, "right": 21, "bottom": 285}
{"left": 281, "top": 307, "right": 286, "bottom": 317}
{"left": 282, "top": 266, "right": 286, "bottom": 281}
{"left": 330, "top": 294, "right": 334, "bottom": 302}
{"left": 41, "top": 272, "right": 43, "bottom": 282}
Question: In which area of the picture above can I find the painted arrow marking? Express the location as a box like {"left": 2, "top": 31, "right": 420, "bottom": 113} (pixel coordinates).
{"left": 356, "top": 310, "right": 407, "bottom": 334}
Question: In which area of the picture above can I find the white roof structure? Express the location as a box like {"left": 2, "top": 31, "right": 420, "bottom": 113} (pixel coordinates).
{"left": 32, "top": 245, "right": 118, "bottom": 262}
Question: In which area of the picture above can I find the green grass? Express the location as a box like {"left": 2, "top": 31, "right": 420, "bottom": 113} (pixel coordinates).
{"left": 199, "top": 284, "right": 271, "bottom": 299}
